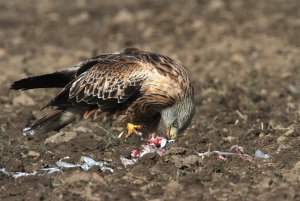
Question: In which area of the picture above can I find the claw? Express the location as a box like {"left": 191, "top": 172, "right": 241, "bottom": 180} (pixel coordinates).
{"left": 125, "top": 123, "right": 143, "bottom": 138}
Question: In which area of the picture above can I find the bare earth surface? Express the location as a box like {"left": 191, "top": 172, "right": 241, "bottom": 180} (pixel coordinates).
{"left": 0, "top": 0, "right": 299, "bottom": 200}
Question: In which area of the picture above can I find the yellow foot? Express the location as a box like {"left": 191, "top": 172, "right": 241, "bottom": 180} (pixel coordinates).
{"left": 125, "top": 123, "right": 143, "bottom": 138}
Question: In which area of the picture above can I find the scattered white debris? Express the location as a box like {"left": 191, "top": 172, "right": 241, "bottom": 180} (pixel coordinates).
{"left": 120, "top": 156, "right": 138, "bottom": 167}
{"left": 82, "top": 156, "right": 113, "bottom": 172}
{"left": 37, "top": 167, "right": 61, "bottom": 174}
{"left": 117, "top": 131, "right": 124, "bottom": 139}
{"left": 195, "top": 146, "right": 272, "bottom": 163}
{"left": 22, "top": 127, "right": 35, "bottom": 136}
{"left": 120, "top": 134, "right": 171, "bottom": 167}
{"left": 56, "top": 156, "right": 113, "bottom": 172}
{"left": 0, "top": 156, "right": 113, "bottom": 179}
{"left": 254, "top": 149, "right": 270, "bottom": 159}
{"left": 0, "top": 167, "right": 61, "bottom": 179}
{"left": 195, "top": 146, "right": 262, "bottom": 164}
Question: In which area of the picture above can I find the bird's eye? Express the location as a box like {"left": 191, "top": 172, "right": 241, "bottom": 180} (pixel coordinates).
{"left": 173, "top": 120, "right": 179, "bottom": 128}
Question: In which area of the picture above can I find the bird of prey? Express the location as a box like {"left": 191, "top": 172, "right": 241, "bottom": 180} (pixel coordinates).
{"left": 11, "top": 48, "right": 195, "bottom": 139}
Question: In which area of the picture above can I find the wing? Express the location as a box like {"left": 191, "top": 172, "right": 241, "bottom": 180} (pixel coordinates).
{"left": 45, "top": 48, "right": 186, "bottom": 114}
{"left": 68, "top": 58, "right": 148, "bottom": 111}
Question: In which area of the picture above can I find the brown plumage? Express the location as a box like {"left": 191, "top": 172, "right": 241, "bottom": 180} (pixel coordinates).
{"left": 11, "top": 48, "right": 195, "bottom": 138}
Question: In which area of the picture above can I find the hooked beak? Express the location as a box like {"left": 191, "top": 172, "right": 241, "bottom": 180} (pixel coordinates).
{"left": 166, "top": 127, "right": 177, "bottom": 139}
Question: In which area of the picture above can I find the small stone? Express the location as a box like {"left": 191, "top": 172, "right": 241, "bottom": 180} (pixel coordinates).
{"left": 288, "top": 85, "right": 298, "bottom": 94}
{"left": 231, "top": 53, "right": 245, "bottom": 65}
{"left": 258, "top": 133, "right": 265, "bottom": 138}
{"left": 277, "top": 135, "right": 286, "bottom": 143}
{"left": 27, "top": 150, "right": 40, "bottom": 157}
{"left": 260, "top": 89, "right": 268, "bottom": 96}
{"left": 284, "top": 128, "right": 294, "bottom": 136}
{"left": 223, "top": 136, "right": 236, "bottom": 142}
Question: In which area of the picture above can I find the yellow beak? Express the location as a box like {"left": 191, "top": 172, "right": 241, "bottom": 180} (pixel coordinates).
{"left": 166, "top": 127, "right": 177, "bottom": 139}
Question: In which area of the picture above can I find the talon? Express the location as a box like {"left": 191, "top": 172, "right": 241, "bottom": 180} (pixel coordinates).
{"left": 126, "top": 123, "right": 143, "bottom": 138}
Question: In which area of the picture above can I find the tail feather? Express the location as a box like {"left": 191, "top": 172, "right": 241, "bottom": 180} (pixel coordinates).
{"left": 23, "top": 108, "right": 78, "bottom": 136}
{"left": 11, "top": 67, "right": 79, "bottom": 90}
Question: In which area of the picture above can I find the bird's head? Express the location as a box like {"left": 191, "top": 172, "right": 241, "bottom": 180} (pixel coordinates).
{"left": 161, "top": 93, "right": 195, "bottom": 139}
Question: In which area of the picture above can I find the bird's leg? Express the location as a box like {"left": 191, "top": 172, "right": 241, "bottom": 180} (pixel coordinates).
{"left": 125, "top": 123, "right": 143, "bottom": 138}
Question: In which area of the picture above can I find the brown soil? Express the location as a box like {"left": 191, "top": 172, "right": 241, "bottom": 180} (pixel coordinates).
{"left": 0, "top": 0, "right": 299, "bottom": 200}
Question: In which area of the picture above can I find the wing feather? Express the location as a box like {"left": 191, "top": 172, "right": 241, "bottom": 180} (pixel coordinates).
{"left": 69, "top": 59, "right": 147, "bottom": 110}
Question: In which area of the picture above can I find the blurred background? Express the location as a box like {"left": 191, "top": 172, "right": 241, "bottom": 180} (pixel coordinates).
{"left": 0, "top": 0, "right": 299, "bottom": 200}
{"left": 1, "top": 0, "right": 299, "bottom": 81}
